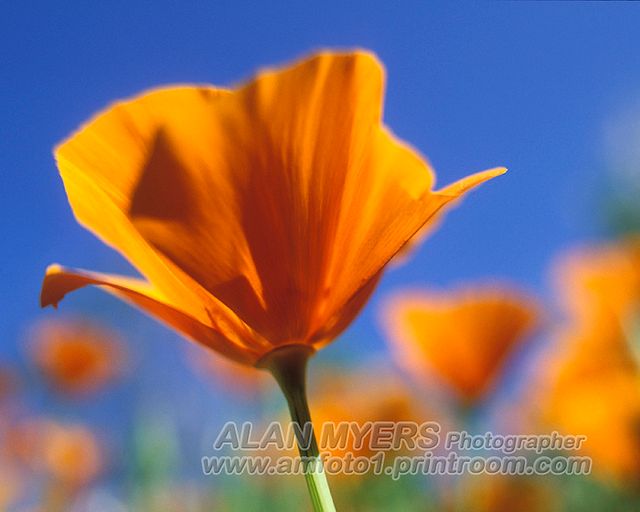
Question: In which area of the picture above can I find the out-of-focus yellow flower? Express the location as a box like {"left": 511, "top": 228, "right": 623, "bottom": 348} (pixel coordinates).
{"left": 543, "top": 319, "right": 640, "bottom": 484}
{"left": 384, "top": 286, "right": 539, "bottom": 404}
{"left": 39, "top": 50, "right": 504, "bottom": 367}
{"left": 554, "top": 237, "right": 640, "bottom": 324}
{"left": 7, "top": 419, "right": 103, "bottom": 488}
{"left": 542, "top": 240, "right": 640, "bottom": 485}
{"left": 27, "top": 318, "right": 125, "bottom": 396}
{"left": 43, "top": 422, "right": 103, "bottom": 487}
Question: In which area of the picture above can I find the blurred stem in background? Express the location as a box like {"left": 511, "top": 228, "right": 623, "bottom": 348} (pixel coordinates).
{"left": 260, "top": 346, "right": 337, "bottom": 512}
{"left": 129, "top": 413, "right": 179, "bottom": 511}
{"left": 625, "top": 313, "right": 640, "bottom": 370}
{"left": 603, "top": 178, "right": 640, "bottom": 236}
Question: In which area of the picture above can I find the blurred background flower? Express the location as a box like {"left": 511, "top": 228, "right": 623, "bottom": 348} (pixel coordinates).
{"left": 383, "top": 285, "right": 539, "bottom": 408}
{"left": 7, "top": 419, "right": 103, "bottom": 484}
{"left": 538, "top": 240, "right": 640, "bottom": 488}
{"left": 26, "top": 318, "right": 126, "bottom": 398}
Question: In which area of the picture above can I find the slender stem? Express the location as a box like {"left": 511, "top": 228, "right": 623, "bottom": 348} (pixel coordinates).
{"left": 259, "top": 345, "right": 337, "bottom": 512}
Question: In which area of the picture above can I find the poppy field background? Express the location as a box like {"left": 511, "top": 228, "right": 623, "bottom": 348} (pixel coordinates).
{"left": 2, "top": 2, "right": 640, "bottom": 511}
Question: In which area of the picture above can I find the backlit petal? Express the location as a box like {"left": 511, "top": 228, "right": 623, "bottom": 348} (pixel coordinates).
{"left": 41, "top": 265, "right": 261, "bottom": 364}
{"left": 54, "top": 87, "right": 231, "bottom": 326}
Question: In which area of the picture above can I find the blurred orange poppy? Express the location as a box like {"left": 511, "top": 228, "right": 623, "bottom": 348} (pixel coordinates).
{"left": 384, "top": 286, "right": 538, "bottom": 404}
{"left": 43, "top": 422, "right": 103, "bottom": 487}
{"left": 7, "top": 419, "right": 103, "bottom": 488}
{"left": 39, "top": 50, "right": 504, "bottom": 367}
{"left": 28, "top": 318, "right": 125, "bottom": 396}
{"left": 542, "top": 240, "right": 640, "bottom": 484}
{"left": 542, "top": 317, "right": 640, "bottom": 484}
{"left": 554, "top": 237, "right": 640, "bottom": 325}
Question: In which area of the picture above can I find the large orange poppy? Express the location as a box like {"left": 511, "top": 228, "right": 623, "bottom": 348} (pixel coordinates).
{"left": 41, "top": 50, "right": 504, "bottom": 366}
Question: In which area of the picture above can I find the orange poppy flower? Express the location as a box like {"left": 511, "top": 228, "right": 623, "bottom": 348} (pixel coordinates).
{"left": 553, "top": 237, "right": 640, "bottom": 324}
{"left": 542, "top": 317, "right": 640, "bottom": 484}
{"left": 548, "top": 238, "right": 640, "bottom": 387}
{"left": 39, "top": 50, "right": 504, "bottom": 367}
{"left": 7, "top": 419, "right": 103, "bottom": 487}
{"left": 540, "top": 240, "right": 640, "bottom": 484}
{"left": 28, "top": 318, "right": 125, "bottom": 396}
{"left": 384, "top": 286, "right": 538, "bottom": 404}
{"left": 42, "top": 422, "right": 103, "bottom": 487}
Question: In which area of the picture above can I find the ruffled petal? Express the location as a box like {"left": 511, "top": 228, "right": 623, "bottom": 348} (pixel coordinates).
{"left": 54, "top": 87, "right": 231, "bottom": 326}
{"left": 40, "top": 265, "right": 261, "bottom": 365}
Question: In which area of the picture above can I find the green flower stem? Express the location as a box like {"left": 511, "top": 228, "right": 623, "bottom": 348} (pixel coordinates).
{"left": 259, "top": 345, "right": 337, "bottom": 512}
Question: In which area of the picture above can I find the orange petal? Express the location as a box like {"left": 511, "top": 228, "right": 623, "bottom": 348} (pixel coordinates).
{"left": 41, "top": 265, "right": 260, "bottom": 365}
{"left": 435, "top": 167, "right": 507, "bottom": 197}
{"left": 320, "top": 165, "right": 506, "bottom": 337}
{"left": 54, "top": 87, "right": 230, "bottom": 326}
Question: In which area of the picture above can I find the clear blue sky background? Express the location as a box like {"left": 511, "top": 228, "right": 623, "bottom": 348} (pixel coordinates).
{"left": 2, "top": 1, "right": 640, "bottom": 366}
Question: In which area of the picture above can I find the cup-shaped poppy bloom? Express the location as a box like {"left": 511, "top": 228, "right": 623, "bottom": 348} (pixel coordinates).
{"left": 553, "top": 237, "right": 640, "bottom": 325}
{"left": 7, "top": 419, "right": 103, "bottom": 488}
{"left": 384, "top": 286, "right": 538, "bottom": 405}
{"left": 540, "top": 240, "right": 640, "bottom": 484}
{"left": 27, "top": 318, "right": 126, "bottom": 396}
{"left": 40, "top": 50, "right": 504, "bottom": 366}
{"left": 542, "top": 317, "right": 640, "bottom": 484}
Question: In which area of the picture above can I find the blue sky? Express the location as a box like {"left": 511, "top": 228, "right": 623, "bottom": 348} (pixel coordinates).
{"left": 2, "top": 1, "right": 640, "bottom": 364}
